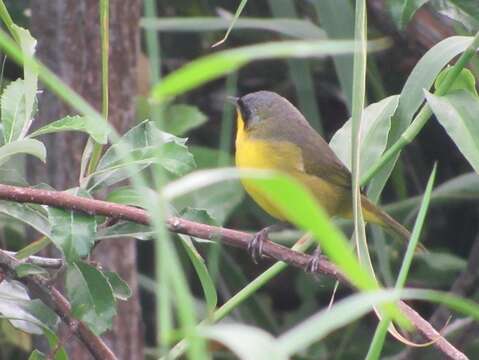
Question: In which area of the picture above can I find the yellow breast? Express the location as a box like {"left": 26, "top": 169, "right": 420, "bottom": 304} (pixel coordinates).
{"left": 235, "top": 112, "right": 304, "bottom": 220}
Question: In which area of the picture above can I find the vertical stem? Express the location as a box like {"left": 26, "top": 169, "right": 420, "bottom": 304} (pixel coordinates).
{"left": 87, "top": 0, "right": 109, "bottom": 175}
{"left": 350, "top": 0, "right": 369, "bottom": 266}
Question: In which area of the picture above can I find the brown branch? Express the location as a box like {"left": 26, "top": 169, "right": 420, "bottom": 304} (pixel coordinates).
{"left": 0, "top": 184, "right": 469, "bottom": 360}
{"left": 0, "top": 250, "right": 117, "bottom": 360}
{"left": 396, "top": 234, "right": 479, "bottom": 360}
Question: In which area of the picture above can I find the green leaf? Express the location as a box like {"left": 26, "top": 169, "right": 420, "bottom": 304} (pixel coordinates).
{"left": 435, "top": 66, "right": 478, "bottom": 96}
{"left": 96, "top": 221, "right": 152, "bottom": 240}
{"left": 140, "top": 17, "right": 326, "bottom": 40}
{"left": 179, "top": 234, "right": 218, "bottom": 313}
{"left": 173, "top": 146, "right": 244, "bottom": 225}
{"left": 15, "top": 237, "right": 52, "bottom": 260}
{"left": 66, "top": 261, "right": 116, "bottom": 335}
{"left": 28, "top": 350, "right": 46, "bottom": 360}
{"left": 43, "top": 327, "right": 68, "bottom": 360}
{"left": 180, "top": 207, "right": 218, "bottom": 227}
{"left": 15, "top": 263, "right": 49, "bottom": 277}
{"left": 0, "top": 138, "right": 46, "bottom": 166}
{"left": 29, "top": 115, "right": 110, "bottom": 144}
{"left": 0, "top": 168, "right": 29, "bottom": 186}
{"left": 106, "top": 186, "right": 151, "bottom": 207}
{"left": 329, "top": 95, "right": 398, "bottom": 175}
{"left": 13, "top": 25, "right": 38, "bottom": 138}
{"left": 162, "top": 104, "right": 207, "bottom": 136}
{"left": 203, "top": 324, "right": 287, "bottom": 360}
{"left": 0, "top": 201, "right": 50, "bottom": 237}
{"left": 395, "top": 165, "right": 436, "bottom": 288}
{"left": 48, "top": 191, "right": 96, "bottom": 263}
{"left": 0, "top": 27, "right": 38, "bottom": 143}
{"left": 86, "top": 121, "right": 195, "bottom": 190}
{"left": 103, "top": 271, "right": 132, "bottom": 301}
{"left": 368, "top": 35, "right": 475, "bottom": 199}
{"left": 1, "top": 80, "right": 29, "bottom": 143}
{"left": 0, "top": 280, "right": 59, "bottom": 334}
{"left": 417, "top": 251, "right": 467, "bottom": 272}
{"left": 366, "top": 165, "right": 437, "bottom": 360}
{"left": 150, "top": 39, "right": 389, "bottom": 101}
{"left": 425, "top": 90, "right": 479, "bottom": 173}
{"left": 278, "top": 287, "right": 479, "bottom": 355}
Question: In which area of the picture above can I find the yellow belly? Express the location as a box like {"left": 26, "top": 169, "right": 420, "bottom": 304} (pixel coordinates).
{"left": 235, "top": 122, "right": 348, "bottom": 220}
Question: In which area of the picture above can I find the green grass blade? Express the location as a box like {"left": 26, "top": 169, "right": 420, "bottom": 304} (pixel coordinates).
{"left": 0, "top": 1, "right": 17, "bottom": 40}
{"left": 212, "top": 0, "right": 248, "bottom": 47}
{"left": 165, "top": 235, "right": 314, "bottom": 360}
{"left": 350, "top": 0, "right": 372, "bottom": 273}
{"left": 86, "top": 0, "right": 109, "bottom": 175}
{"left": 150, "top": 39, "right": 390, "bottom": 102}
{"left": 366, "top": 164, "right": 437, "bottom": 360}
{"left": 277, "top": 288, "right": 479, "bottom": 356}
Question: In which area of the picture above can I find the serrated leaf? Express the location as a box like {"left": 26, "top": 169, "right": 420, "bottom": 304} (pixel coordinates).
{"left": 86, "top": 121, "right": 195, "bottom": 190}
{"left": 29, "top": 115, "right": 110, "bottom": 144}
{"left": 66, "top": 261, "right": 116, "bottom": 335}
{"left": 0, "top": 138, "right": 46, "bottom": 166}
{"left": 15, "top": 263, "right": 49, "bottom": 277}
{"left": 48, "top": 191, "right": 96, "bottom": 263}
{"left": 162, "top": 104, "right": 207, "bottom": 136}
{"left": 103, "top": 271, "right": 132, "bottom": 301}
{"left": 330, "top": 95, "right": 398, "bottom": 175}
{"left": 425, "top": 90, "right": 479, "bottom": 174}
{"left": 0, "top": 280, "right": 58, "bottom": 334}
{"left": 434, "top": 66, "right": 478, "bottom": 96}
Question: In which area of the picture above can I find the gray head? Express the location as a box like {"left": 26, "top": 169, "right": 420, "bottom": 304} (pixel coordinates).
{"left": 236, "top": 91, "right": 306, "bottom": 131}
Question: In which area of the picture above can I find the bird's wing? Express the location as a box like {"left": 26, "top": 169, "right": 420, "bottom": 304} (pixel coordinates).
{"left": 285, "top": 118, "right": 352, "bottom": 190}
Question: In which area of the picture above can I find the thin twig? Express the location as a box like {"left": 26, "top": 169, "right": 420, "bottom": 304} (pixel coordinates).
{"left": 4, "top": 251, "right": 63, "bottom": 268}
{"left": 0, "top": 184, "right": 469, "bottom": 360}
{"left": 0, "top": 249, "right": 117, "bottom": 360}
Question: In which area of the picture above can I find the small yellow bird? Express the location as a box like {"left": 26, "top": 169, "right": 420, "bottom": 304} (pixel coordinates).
{"left": 234, "top": 90, "right": 415, "bottom": 265}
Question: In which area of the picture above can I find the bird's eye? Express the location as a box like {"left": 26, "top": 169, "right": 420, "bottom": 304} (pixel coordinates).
{"left": 237, "top": 98, "right": 259, "bottom": 128}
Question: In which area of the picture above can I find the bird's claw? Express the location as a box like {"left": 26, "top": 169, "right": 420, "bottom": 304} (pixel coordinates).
{"left": 248, "top": 228, "right": 268, "bottom": 264}
{"left": 306, "top": 246, "right": 322, "bottom": 273}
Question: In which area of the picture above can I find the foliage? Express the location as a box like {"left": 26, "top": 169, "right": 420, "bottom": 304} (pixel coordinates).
{"left": 0, "top": 0, "right": 478, "bottom": 359}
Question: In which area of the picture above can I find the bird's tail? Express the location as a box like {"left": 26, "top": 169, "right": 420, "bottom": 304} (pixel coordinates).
{"left": 361, "top": 195, "right": 426, "bottom": 253}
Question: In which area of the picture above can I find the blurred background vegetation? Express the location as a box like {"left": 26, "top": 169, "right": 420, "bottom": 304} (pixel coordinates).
{"left": 1, "top": 0, "right": 479, "bottom": 359}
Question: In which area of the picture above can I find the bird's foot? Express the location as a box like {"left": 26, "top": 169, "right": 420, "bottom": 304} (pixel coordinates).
{"left": 248, "top": 227, "right": 269, "bottom": 264}
{"left": 306, "top": 245, "right": 322, "bottom": 273}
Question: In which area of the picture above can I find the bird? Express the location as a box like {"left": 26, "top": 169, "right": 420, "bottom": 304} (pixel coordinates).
{"left": 233, "top": 90, "right": 418, "bottom": 267}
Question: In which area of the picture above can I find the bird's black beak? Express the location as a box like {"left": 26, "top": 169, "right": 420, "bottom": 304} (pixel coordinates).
{"left": 226, "top": 95, "right": 239, "bottom": 105}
